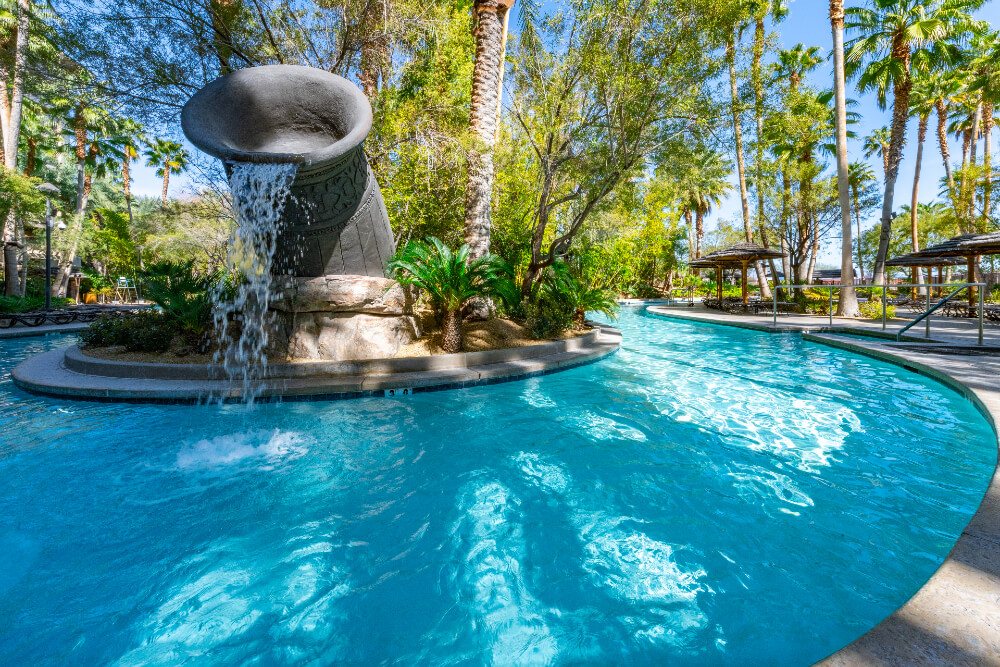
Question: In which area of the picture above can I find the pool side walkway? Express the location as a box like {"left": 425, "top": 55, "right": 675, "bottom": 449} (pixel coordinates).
{"left": 647, "top": 305, "right": 1000, "bottom": 666}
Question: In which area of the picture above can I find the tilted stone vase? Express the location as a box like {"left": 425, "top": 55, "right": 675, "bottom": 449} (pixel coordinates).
{"left": 181, "top": 64, "right": 394, "bottom": 278}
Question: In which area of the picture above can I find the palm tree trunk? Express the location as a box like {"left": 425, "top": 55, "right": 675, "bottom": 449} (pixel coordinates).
{"left": 871, "top": 43, "right": 912, "bottom": 287}
{"left": 781, "top": 170, "right": 791, "bottom": 289}
{"left": 123, "top": 154, "right": 134, "bottom": 226}
{"left": 441, "top": 308, "right": 463, "bottom": 353}
{"left": 695, "top": 208, "right": 704, "bottom": 259}
{"left": 727, "top": 35, "right": 770, "bottom": 299}
{"left": 73, "top": 106, "right": 88, "bottom": 217}
{"left": 853, "top": 188, "right": 864, "bottom": 284}
{"left": 463, "top": 0, "right": 504, "bottom": 261}
{"left": 937, "top": 100, "right": 957, "bottom": 209}
{"left": 982, "top": 101, "right": 993, "bottom": 228}
{"left": 831, "top": 0, "right": 858, "bottom": 317}
{"left": 161, "top": 169, "right": 170, "bottom": 205}
{"left": 685, "top": 208, "right": 697, "bottom": 276}
{"left": 2, "top": 0, "right": 30, "bottom": 296}
{"left": 910, "top": 114, "right": 928, "bottom": 293}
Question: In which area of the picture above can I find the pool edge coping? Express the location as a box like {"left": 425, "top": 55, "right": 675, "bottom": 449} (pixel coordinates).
{"left": 9, "top": 325, "right": 622, "bottom": 403}
{"left": 645, "top": 305, "right": 1000, "bottom": 665}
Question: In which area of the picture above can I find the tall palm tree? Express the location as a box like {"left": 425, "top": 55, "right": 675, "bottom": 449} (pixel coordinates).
{"left": 862, "top": 126, "right": 893, "bottom": 176}
{"left": 848, "top": 161, "right": 877, "bottom": 282}
{"left": 464, "top": 0, "right": 525, "bottom": 263}
{"left": 683, "top": 149, "right": 734, "bottom": 261}
{"left": 144, "top": 139, "right": 189, "bottom": 205}
{"left": 908, "top": 72, "right": 940, "bottom": 289}
{"left": 726, "top": 18, "right": 771, "bottom": 298}
{"left": 920, "top": 67, "right": 963, "bottom": 207}
{"left": 831, "top": 0, "right": 859, "bottom": 316}
{"left": 968, "top": 31, "right": 1000, "bottom": 228}
{"left": 845, "top": 0, "right": 984, "bottom": 287}
{"left": 774, "top": 44, "right": 823, "bottom": 94}
{"left": 750, "top": 0, "right": 788, "bottom": 279}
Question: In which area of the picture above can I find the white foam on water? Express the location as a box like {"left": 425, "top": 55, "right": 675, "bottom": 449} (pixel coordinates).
{"left": 214, "top": 162, "right": 298, "bottom": 405}
{"left": 176, "top": 429, "right": 307, "bottom": 470}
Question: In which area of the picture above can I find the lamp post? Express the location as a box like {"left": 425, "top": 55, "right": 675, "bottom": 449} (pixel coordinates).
{"left": 35, "top": 183, "right": 61, "bottom": 311}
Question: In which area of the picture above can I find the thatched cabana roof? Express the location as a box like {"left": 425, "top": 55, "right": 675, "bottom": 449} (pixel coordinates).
{"left": 905, "top": 232, "right": 1000, "bottom": 259}
{"left": 699, "top": 242, "right": 787, "bottom": 264}
{"left": 885, "top": 253, "right": 966, "bottom": 268}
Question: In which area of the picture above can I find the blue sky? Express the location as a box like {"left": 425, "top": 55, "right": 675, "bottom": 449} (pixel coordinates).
{"left": 128, "top": 0, "right": 1000, "bottom": 264}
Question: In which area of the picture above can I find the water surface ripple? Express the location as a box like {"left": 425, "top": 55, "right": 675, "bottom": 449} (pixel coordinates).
{"left": 0, "top": 308, "right": 994, "bottom": 665}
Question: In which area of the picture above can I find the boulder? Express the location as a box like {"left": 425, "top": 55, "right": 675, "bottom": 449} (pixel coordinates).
{"left": 271, "top": 274, "right": 415, "bottom": 315}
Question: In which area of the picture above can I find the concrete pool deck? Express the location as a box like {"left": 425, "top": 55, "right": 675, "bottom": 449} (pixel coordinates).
{"left": 647, "top": 305, "right": 1000, "bottom": 666}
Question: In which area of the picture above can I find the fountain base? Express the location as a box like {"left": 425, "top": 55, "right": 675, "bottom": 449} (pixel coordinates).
{"left": 270, "top": 275, "right": 420, "bottom": 361}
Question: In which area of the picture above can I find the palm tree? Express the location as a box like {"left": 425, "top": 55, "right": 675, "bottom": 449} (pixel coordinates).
{"left": 390, "top": 237, "right": 511, "bottom": 353}
{"left": 144, "top": 139, "right": 189, "bottom": 205}
{"left": 750, "top": 0, "right": 788, "bottom": 280}
{"left": 726, "top": 17, "right": 771, "bottom": 298}
{"left": 464, "top": 0, "right": 526, "bottom": 263}
{"left": 920, "top": 67, "right": 963, "bottom": 207}
{"left": 775, "top": 44, "right": 823, "bottom": 94}
{"left": 862, "top": 126, "right": 893, "bottom": 176}
{"left": 831, "top": 0, "right": 859, "bottom": 317}
{"left": 908, "top": 72, "right": 940, "bottom": 289}
{"left": 683, "top": 149, "right": 734, "bottom": 261}
{"left": 848, "top": 161, "right": 877, "bottom": 282}
{"left": 845, "top": 0, "right": 984, "bottom": 287}
{"left": 968, "top": 31, "right": 1000, "bottom": 228}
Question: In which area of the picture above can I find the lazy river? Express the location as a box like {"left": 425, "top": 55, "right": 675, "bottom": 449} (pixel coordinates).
{"left": 0, "top": 307, "right": 994, "bottom": 665}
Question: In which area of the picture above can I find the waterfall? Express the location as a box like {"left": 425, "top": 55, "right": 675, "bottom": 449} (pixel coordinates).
{"left": 212, "top": 162, "right": 298, "bottom": 404}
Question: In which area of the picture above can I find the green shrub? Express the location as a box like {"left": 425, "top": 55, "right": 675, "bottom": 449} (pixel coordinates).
{"left": 140, "top": 260, "right": 219, "bottom": 348}
{"left": 80, "top": 311, "right": 177, "bottom": 352}
{"left": 524, "top": 295, "right": 576, "bottom": 339}
{"left": 0, "top": 296, "right": 74, "bottom": 313}
{"left": 858, "top": 298, "right": 895, "bottom": 320}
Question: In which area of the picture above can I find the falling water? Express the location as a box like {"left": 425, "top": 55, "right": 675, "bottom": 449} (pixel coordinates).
{"left": 212, "top": 162, "right": 298, "bottom": 405}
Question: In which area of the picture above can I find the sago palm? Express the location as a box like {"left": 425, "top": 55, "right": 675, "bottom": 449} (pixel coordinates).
{"left": 389, "top": 237, "right": 512, "bottom": 353}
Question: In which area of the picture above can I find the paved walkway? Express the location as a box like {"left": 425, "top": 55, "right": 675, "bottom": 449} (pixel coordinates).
{"left": 648, "top": 302, "right": 1000, "bottom": 347}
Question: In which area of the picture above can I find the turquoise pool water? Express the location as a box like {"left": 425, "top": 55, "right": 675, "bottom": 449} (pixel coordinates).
{"left": 0, "top": 307, "right": 994, "bottom": 665}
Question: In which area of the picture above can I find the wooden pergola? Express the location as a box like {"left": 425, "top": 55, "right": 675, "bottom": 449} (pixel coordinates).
{"left": 901, "top": 232, "right": 1000, "bottom": 307}
{"left": 690, "top": 242, "right": 787, "bottom": 304}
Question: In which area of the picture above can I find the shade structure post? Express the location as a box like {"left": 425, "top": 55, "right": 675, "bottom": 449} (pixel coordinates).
{"left": 716, "top": 265, "right": 722, "bottom": 303}
{"left": 741, "top": 260, "right": 748, "bottom": 304}
{"left": 968, "top": 255, "right": 976, "bottom": 308}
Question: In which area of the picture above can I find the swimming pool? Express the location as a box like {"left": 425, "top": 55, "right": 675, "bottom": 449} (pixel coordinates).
{"left": 0, "top": 307, "right": 994, "bottom": 665}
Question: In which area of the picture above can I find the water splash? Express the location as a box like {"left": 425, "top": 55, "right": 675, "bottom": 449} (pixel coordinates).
{"left": 212, "top": 162, "right": 298, "bottom": 404}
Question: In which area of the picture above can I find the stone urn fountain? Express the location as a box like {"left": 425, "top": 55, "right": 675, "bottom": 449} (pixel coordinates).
{"left": 181, "top": 65, "right": 418, "bottom": 360}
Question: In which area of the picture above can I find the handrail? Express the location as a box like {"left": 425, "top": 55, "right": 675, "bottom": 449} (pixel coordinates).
{"left": 765, "top": 282, "right": 987, "bottom": 345}
{"left": 896, "top": 283, "right": 985, "bottom": 344}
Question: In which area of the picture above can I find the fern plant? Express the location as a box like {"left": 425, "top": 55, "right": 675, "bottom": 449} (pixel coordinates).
{"left": 389, "top": 237, "right": 512, "bottom": 353}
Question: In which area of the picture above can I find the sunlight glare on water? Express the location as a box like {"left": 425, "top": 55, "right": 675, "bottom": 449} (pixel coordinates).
{"left": 0, "top": 307, "right": 994, "bottom": 665}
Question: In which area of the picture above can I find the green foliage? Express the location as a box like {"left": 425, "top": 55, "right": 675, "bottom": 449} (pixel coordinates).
{"left": 140, "top": 260, "right": 218, "bottom": 340}
{"left": 859, "top": 297, "right": 895, "bottom": 320}
{"left": 79, "top": 311, "right": 176, "bottom": 352}
{"left": 519, "top": 262, "right": 619, "bottom": 338}
{"left": 0, "top": 295, "right": 72, "bottom": 313}
{"left": 88, "top": 208, "right": 141, "bottom": 278}
{"left": 0, "top": 167, "right": 45, "bottom": 222}
{"left": 389, "top": 237, "right": 513, "bottom": 314}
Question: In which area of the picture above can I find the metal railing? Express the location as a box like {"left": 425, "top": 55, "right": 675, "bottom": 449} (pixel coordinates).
{"left": 767, "top": 282, "right": 987, "bottom": 345}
